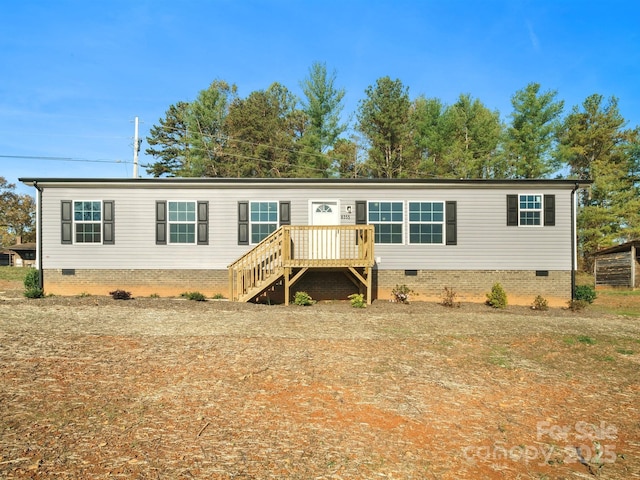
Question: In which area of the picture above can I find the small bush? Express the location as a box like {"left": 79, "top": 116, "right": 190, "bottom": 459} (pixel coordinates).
{"left": 181, "top": 291, "right": 207, "bottom": 301}
{"left": 294, "top": 291, "right": 315, "bottom": 306}
{"left": 348, "top": 293, "right": 366, "bottom": 308}
{"left": 391, "top": 284, "right": 416, "bottom": 304}
{"left": 486, "top": 282, "right": 508, "bottom": 309}
{"left": 441, "top": 286, "right": 460, "bottom": 308}
{"left": 211, "top": 293, "right": 226, "bottom": 300}
{"left": 568, "top": 299, "right": 589, "bottom": 311}
{"left": 109, "top": 289, "right": 132, "bottom": 300}
{"left": 23, "top": 269, "right": 44, "bottom": 299}
{"left": 531, "top": 295, "right": 549, "bottom": 311}
{"left": 24, "top": 287, "right": 45, "bottom": 299}
{"left": 574, "top": 285, "right": 596, "bottom": 304}
{"left": 149, "top": 293, "right": 160, "bottom": 298}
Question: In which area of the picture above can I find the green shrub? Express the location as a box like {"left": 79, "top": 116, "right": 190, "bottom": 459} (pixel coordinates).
{"left": 109, "top": 289, "right": 132, "bottom": 300}
{"left": 23, "top": 269, "right": 44, "bottom": 299}
{"left": 441, "top": 286, "right": 460, "bottom": 308}
{"left": 574, "top": 285, "right": 596, "bottom": 304}
{"left": 568, "top": 299, "right": 589, "bottom": 312}
{"left": 211, "top": 293, "right": 226, "bottom": 300}
{"left": 294, "top": 291, "right": 315, "bottom": 306}
{"left": 531, "top": 295, "right": 549, "bottom": 311}
{"left": 348, "top": 293, "right": 366, "bottom": 308}
{"left": 181, "top": 291, "right": 207, "bottom": 301}
{"left": 486, "top": 282, "right": 508, "bottom": 309}
{"left": 391, "top": 284, "right": 416, "bottom": 304}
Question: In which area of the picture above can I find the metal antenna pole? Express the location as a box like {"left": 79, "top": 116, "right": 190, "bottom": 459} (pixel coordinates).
{"left": 133, "top": 116, "right": 140, "bottom": 178}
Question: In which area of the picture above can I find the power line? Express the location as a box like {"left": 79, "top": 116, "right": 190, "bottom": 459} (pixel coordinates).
{"left": 0, "top": 154, "right": 131, "bottom": 164}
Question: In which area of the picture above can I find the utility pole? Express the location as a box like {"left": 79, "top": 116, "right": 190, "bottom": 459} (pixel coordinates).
{"left": 133, "top": 116, "right": 140, "bottom": 178}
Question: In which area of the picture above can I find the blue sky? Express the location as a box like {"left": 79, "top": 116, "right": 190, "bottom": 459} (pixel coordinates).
{"left": 2, "top": 0, "right": 639, "bottom": 194}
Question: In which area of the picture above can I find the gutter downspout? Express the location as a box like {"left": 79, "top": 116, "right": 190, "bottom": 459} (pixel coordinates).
{"left": 33, "top": 181, "right": 44, "bottom": 291}
{"left": 571, "top": 182, "right": 579, "bottom": 300}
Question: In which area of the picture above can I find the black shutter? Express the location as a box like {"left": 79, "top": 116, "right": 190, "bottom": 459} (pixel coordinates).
{"left": 544, "top": 195, "right": 555, "bottom": 226}
{"left": 156, "top": 201, "right": 167, "bottom": 245}
{"left": 355, "top": 201, "right": 367, "bottom": 224}
{"left": 445, "top": 201, "right": 457, "bottom": 245}
{"left": 103, "top": 200, "right": 115, "bottom": 245}
{"left": 279, "top": 201, "right": 291, "bottom": 226}
{"left": 61, "top": 200, "right": 72, "bottom": 244}
{"left": 197, "top": 201, "right": 208, "bottom": 245}
{"left": 238, "top": 201, "right": 249, "bottom": 245}
{"left": 506, "top": 194, "right": 518, "bottom": 226}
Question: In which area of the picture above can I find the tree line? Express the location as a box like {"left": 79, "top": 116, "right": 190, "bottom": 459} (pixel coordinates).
{"left": 145, "top": 62, "right": 639, "bottom": 268}
{"left": 2, "top": 63, "right": 637, "bottom": 271}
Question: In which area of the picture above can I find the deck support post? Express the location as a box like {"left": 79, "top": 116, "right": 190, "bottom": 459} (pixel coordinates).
{"left": 284, "top": 267, "right": 291, "bottom": 306}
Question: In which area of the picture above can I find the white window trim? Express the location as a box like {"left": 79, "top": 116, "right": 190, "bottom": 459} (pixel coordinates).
{"left": 167, "top": 200, "right": 197, "bottom": 245}
{"left": 408, "top": 200, "right": 446, "bottom": 245}
{"left": 249, "top": 200, "right": 279, "bottom": 245}
{"left": 518, "top": 193, "right": 543, "bottom": 227}
{"left": 73, "top": 200, "right": 103, "bottom": 245}
{"left": 367, "top": 200, "right": 404, "bottom": 245}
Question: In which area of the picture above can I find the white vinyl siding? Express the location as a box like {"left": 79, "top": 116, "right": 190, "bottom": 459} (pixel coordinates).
{"left": 36, "top": 182, "right": 574, "bottom": 272}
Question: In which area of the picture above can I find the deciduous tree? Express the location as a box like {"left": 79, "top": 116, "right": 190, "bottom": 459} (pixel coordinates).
{"left": 0, "top": 177, "right": 35, "bottom": 246}
{"left": 223, "top": 83, "right": 305, "bottom": 177}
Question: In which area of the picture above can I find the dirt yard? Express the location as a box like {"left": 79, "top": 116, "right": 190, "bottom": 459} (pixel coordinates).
{"left": 1, "top": 281, "right": 639, "bottom": 479}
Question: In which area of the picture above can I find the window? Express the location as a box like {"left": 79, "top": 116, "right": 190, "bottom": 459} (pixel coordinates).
{"left": 409, "top": 202, "right": 444, "bottom": 244}
{"left": 74, "top": 201, "right": 102, "bottom": 243}
{"left": 519, "top": 194, "right": 542, "bottom": 226}
{"left": 368, "top": 201, "right": 403, "bottom": 244}
{"left": 61, "top": 200, "right": 114, "bottom": 245}
{"left": 507, "top": 194, "right": 554, "bottom": 227}
{"left": 251, "top": 201, "right": 278, "bottom": 243}
{"left": 315, "top": 203, "right": 333, "bottom": 213}
{"left": 156, "top": 200, "right": 207, "bottom": 245}
{"left": 168, "top": 201, "right": 196, "bottom": 243}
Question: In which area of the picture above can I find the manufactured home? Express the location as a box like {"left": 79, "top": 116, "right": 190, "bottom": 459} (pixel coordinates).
{"left": 20, "top": 177, "right": 588, "bottom": 305}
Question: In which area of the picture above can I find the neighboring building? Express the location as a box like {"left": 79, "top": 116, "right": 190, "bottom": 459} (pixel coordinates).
{"left": 0, "top": 241, "right": 36, "bottom": 267}
{"left": 593, "top": 241, "right": 640, "bottom": 289}
{"left": 19, "top": 177, "right": 589, "bottom": 305}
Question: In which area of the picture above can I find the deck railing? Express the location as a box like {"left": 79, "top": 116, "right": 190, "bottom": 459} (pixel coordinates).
{"left": 228, "top": 225, "right": 374, "bottom": 302}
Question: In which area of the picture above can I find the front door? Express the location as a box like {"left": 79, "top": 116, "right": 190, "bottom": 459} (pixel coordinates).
{"left": 310, "top": 201, "right": 340, "bottom": 259}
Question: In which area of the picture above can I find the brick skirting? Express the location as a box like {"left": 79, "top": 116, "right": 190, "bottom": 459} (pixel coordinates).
{"left": 43, "top": 268, "right": 572, "bottom": 306}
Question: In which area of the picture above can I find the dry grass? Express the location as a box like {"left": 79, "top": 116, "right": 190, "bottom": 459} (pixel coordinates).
{"left": 0, "top": 288, "right": 639, "bottom": 479}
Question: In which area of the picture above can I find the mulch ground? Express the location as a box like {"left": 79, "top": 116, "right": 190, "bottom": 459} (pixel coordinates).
{"left": 1, "top": 284, "right": 639, "bottom": 479}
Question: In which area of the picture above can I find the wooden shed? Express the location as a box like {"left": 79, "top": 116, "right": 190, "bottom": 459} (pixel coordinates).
{"left": 594, "top": 241, "right": 640, "bottom": 288}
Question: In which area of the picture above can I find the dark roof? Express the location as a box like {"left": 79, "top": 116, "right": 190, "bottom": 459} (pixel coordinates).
{"left": 19, "top": 177, "right": 593, "bottom": 188}
{"left": 2, "top": 242, "right": 36, "bottom": 252}
{"left": 593, "top": 241, "right": 640, "bottom": 256}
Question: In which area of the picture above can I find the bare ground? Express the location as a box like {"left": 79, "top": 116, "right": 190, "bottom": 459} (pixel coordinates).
{"left": 0, "top": 282, "right": 639, "bottom": 479}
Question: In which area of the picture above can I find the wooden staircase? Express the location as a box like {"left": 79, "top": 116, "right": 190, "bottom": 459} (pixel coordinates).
{"left": 228, "top": 225, "right": 375, "bottom": 304}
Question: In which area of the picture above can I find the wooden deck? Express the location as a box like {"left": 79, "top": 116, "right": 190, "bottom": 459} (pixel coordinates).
{"left": 228, "top": 225, "right": 375, "bottom": 305}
